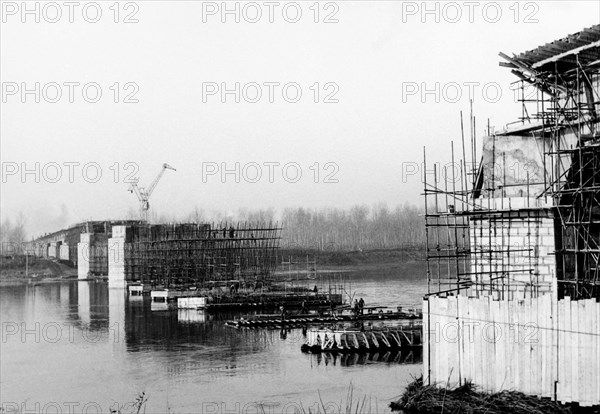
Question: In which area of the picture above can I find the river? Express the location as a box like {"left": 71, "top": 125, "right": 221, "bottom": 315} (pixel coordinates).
{"left": 0, "top": 264, "right": 427, "bottom": 413}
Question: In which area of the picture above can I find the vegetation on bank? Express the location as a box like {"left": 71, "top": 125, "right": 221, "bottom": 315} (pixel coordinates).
{"left": 0, "top": 213, "right": 27, "bottom": 254}
{"left": 0, "top": 255, "right": 77, "bottom": 282}
{"left": 390, "top": 377, "right": 600, "bottom": 414}
{"left": 278, "top": 247, "right": 425, "bottom": 270}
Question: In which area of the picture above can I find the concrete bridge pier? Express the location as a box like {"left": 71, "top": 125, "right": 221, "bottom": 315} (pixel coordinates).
{"left": 78, "top": 233, "right": 108, "bottom": 279}
{"left": 108, "top": 226, "right": 128, "bottom": 289}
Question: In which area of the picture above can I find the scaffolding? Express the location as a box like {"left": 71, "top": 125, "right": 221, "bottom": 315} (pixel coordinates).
{"left": 424, "top": 25, "right": 600, "bottom": 301}
{"left": 124, "top": 222, "right": 282, "bottom": 289}
{"left": 276, "top": 254, "right": 350, "bottom": 302}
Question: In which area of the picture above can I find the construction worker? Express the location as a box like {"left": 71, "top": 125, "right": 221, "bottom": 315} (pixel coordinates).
{"left": 300, "top": 301, "right": 308, "bottom": 314}
{"left": 280, "top": 305, "right": 286, "bottom": 321}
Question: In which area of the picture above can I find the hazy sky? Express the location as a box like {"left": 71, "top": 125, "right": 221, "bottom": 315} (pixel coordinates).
{"left": 1, "top": 0, "right": 599, "bottom": 235}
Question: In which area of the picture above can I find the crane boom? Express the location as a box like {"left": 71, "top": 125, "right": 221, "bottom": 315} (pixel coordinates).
{"left": 127, "top": 163, "right": 176, "bottom": 222}
{"left": 147, "top": 163, "right": 176, "bottom": 197}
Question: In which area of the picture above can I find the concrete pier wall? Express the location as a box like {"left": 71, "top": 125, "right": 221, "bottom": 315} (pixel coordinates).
{"left": 78, "top": 233, "right": 109, "bottom": 278}
{"left": 424, "top": 294, "right": 600, "bottom": 406}
{"left": 108, "top": 225, "right": 128, "bottom": 288}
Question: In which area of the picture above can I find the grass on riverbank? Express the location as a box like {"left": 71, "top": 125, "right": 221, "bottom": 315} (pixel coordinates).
{"left": 301, "top": 385, "right": 376, "bottom": 414}
{"left": 279, "top": 247, "right": 424, "bottom": 269}
{"left": 111, "top": 386, "right": 377, "bottom": 414}
{"left": 390, "top": 377, "right": 600, "bottom": 414}
{"left": 0, "top": 255, "right": 77, "bottom": 283}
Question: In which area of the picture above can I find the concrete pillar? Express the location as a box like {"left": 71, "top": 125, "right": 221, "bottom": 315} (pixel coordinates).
{"left": 77, "top": 233, "right": 92, "bottom": 279}
{"left": 78, "top": 233, "right": 110, "bottom": 279}
{"left": 48, "top": 242, "right": 58, "bottom": 258}
{"left": 59, "top": 243, "right": 70, "bottom": 261}
{"left": 108, "top": 225, "right": 128, "bottom": 289}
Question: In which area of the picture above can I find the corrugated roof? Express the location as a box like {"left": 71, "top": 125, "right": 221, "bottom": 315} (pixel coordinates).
{"left": 501, "top": 25, "right": 600, "bottom": 75}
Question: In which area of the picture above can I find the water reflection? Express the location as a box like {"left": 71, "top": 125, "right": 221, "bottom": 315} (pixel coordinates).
{"left": 308, "top": 348, "right": 422, "bottom": 367}
{"left": 178, "top": 308, "right": 207, "bottom": 323}
{"left": 1, "top": 269, "right": 427, "bottom": 412}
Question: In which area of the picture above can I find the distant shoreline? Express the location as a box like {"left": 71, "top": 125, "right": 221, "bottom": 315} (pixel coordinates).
{"left": 1, "top": 246, "right": 425, "bottom": 286}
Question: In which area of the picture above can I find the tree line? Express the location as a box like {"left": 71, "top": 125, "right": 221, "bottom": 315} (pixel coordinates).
{"left": 158, "top": 203, "right": 426, "bottom": 251}
{"left": 4, "top": 203, "right": 426, "bottom": 254}
{"left": 278, "top": 203, "right": 425, "bottom": 251}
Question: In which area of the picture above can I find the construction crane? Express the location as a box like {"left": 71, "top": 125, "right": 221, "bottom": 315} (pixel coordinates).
{"left": 128, "top": 163, "right": 176, "bottom": 222}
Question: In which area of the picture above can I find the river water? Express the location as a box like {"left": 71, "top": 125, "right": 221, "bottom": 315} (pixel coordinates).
{"left": 0, "top": 265, "right": 427, "bottom": 413}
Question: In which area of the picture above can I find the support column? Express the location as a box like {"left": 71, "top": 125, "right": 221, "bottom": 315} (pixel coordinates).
{"left": 108, "top": 226, "right": 128, "bottom": 289}
{"left": 77, "top": 233, "right": 92, "bottom": 279}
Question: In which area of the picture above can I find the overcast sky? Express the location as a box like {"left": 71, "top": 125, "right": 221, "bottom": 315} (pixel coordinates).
{"left": 1, "top": 0, "right": 599, "bottom": 236}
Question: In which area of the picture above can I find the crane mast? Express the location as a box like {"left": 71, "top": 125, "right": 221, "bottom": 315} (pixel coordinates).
{"left": 128, "top": 163, "right": 176, "bottom": 222}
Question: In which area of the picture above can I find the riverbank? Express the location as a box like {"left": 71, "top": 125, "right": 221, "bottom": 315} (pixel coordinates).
{"left": 0, "top": 247, "right": 425, "bottom": 286}
{"left": 390, "top": 377, "right": 600, "bottom": 414}
{"left": 278, "top": 247, "right": 425, "bottom": 273}
{"left": 0, "top": 256, "right": 77, "bottom": 285}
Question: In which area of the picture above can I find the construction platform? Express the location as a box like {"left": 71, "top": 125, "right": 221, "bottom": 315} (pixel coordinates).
{"left": 301, "top": 326, "right": 422, "bottom": 353}
{"left": 150, "top": 289, "right": 199, "bottom": 302}
{"left": 128, "top": 284, "right": 151, "bottom": 296}
{"left": 225, "top": 307, "right": 422, "bottom": 329}
{"left": 130, "top": 284, "right": 345, "bottom": 311}
{"left": 203, "top": 298, "right": 343, "bottom": 311}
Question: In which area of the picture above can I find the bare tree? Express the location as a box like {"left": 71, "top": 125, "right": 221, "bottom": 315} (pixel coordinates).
{"left": 0, "top": 213, "right": 27, "bottom": 254}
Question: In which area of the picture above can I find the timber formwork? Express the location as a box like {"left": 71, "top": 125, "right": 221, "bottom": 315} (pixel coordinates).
{"left": 124, "top": 222, "right": 282, "bottom": 289}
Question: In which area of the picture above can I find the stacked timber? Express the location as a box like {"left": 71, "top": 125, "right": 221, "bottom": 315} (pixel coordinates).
{"left": 301, "top": 327, "right": 422, "bottom": 353}
{"left": 225, "top": 309, "right": 422, "bottom": 329}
